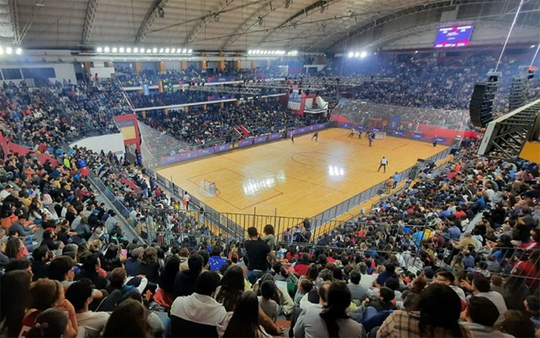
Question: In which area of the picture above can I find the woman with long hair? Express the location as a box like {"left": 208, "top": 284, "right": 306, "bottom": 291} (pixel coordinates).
{"left": 377, "top": 283, "right": 472, "bottom": 338}
{"left": 293, "top": 281, "right": 364, "bottom": 338}
{"left": 19, "top": 279, "right": 78, "bottom": 338}
{"left": 101, "top": 243, "right": 122, "bottom": 272}
{"left": 102, "top": 299, "right": 153, "bottom": 338}
{"left": 0, "top": 270, "right": 32, "bottom": 337}
{"left": 220, "top": 291, "right": 270, "bottom": 338}
{"left": 26, "top": 309, "right": 68, "bottom": 338}
{"left": 215, "top": 265, "right": 245, "bottom": 311}
{"left": 155, "top": 255, "right": 181, "bottom": 310}
{"left": 139, "top": 247, "right": 160, "bottom": 283}
{"left": 5, "top": 237, "right": 27, "bottom": 259}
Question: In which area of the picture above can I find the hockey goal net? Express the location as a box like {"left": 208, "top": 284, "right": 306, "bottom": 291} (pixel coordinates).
{"left": 374, "top": 131, "right": 386, "bottom": 140}
{"left": 200, "top": 179, "right": 219, "bottom": 197}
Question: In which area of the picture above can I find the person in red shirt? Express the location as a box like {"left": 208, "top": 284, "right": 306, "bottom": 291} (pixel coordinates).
{"left": 293, "top": 253, "right": 310, "bottom": 276}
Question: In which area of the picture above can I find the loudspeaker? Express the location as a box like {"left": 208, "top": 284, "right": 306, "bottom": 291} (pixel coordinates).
{"left": 469, "top": 80, "right": 497, "bottom": 128}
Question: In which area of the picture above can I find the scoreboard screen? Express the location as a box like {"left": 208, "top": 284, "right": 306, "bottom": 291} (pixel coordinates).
{"left": 434, "top": 25, "right": 474, "bottom": 48}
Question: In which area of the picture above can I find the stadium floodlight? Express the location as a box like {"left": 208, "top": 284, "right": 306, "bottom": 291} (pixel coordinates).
{"left": 126, "top": 47, "right": 132, "bottom": 53}
{"left": 112, "top": 47, "right": 118, "bottom": 53}
{"left": 414, "top": 50, "right": 418, "bottom": 54}
{"left": 171, "top": 48, "right": 176, "bottom": 53}
{"left": 182, "top": 48, "right": 187, "bottom": 53}
{"left": 0, "top": 47, "right": 3, "bottom": 55}
{"left": 354, "top": 52, "right": 360, "bottom": 57}
{"left": 104, "top": 47, "right": 110, "bottom": 52}
{"left": 165, "top": 48, "right": 170, "bottom": 53}
{"left": 360, "top": 51, "right": 367, "bottom": 58}
{"left": 6, "top": 47, "right": 12, "bottom": 55}
{"left": 119, "top": 47, "right": 125, "bottom": 53}
{"left": 348, "top": 52, "right": 353, "bottom": 58}
{"left": 159, "top": 48, "right": 164, "bottom": 53}
{"left": 133, "top": 47, "right": 139, "bottom": 53}
{"left": 96, "top": 47, "right": 103, "bottom": 53}
{"left": 531, "top": 45, "right": 536, "bottom": 48}
{"left": 188, "top": 49, "right": 192, "bottom": 53}
{"left": 152, "top": 47, "right": 158, "bottom": 53}
{"left": 15, "top": 48, "right": 22, "bottom": 55}
{"left": 248, "top": 50, "right": 252, "bottom": 54}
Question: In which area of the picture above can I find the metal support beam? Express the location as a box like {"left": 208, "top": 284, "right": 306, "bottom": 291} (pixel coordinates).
{"left": 478, "top": 99, "right": 540, "bottom": 159}
{"left": 260, "top": 0, "right": 342, "bottom": 47}
{"left": 220, "top": 0, "right": 281, "bottom": 51}
{"left": 135, "top": 0, "right": 170, "bottom": 45}
{"left": 185, "top": 0, "right": 235, "bottom": 45}
{"left": 185, "top": 85, "right": 263, "bottom": 96}
{"left": 8, "top": 0, "right": 20, "bottom": 44}
{"left": 81, "top": 0, "right": 99, "bottom": 46}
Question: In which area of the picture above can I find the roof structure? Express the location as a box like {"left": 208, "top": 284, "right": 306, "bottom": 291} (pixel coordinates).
{"left": 0, "top": 0, "right": 538, "bottom": 52}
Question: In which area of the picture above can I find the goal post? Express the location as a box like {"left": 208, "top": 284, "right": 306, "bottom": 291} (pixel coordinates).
{"left": 200, "top": 179, "right": 218, "bottom": 197}
{"left": 374, "top": 131, "right": 386, "bottom": 140}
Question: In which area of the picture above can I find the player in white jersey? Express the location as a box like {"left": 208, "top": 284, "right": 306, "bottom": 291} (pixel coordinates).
{"left": 378, "top": 157, "right": 389, "bottom": 173}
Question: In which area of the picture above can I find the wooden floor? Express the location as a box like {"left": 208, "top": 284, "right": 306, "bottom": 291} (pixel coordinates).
{"left": 157, "top": 128, "right": 447, "bottom": 218}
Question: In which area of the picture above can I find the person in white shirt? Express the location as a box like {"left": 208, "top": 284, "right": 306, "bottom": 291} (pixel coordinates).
{"left": 378, "top": 157, "right": 389, "bottom": 173}
{"left": 65, "top": 280, "right": 110, "bottom": 338}
{"left": 461, "top": 276, "right": 508, "bottom": 326}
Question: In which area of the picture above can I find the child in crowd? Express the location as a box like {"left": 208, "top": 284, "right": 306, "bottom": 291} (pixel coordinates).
{"left": 258, "top": 280, "right": 281, "bottom": 322}
{"left": 294, "top": 279, "right": 313, "bottom": 308}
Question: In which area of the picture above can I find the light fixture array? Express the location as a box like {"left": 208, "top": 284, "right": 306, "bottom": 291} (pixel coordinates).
{"left": 247, "top": 50, "right": 298, "bottom": 56}
{"left": 0, "top": 45, "right": 23, "bottom": 56}
{"left": 95, "top": 47, "right": 192, "bottom": 55}
{"left": 347, "top": 51, "right": 368, "bottom": 58}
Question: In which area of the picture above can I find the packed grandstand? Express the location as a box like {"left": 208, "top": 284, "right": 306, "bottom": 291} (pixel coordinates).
{"left": 0, "top": 2, "right": 540, "bottom": 338}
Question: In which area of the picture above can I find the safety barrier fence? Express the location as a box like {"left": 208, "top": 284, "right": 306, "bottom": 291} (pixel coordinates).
{"left": 144, "top": 133, "right": 454, "bottom": 244}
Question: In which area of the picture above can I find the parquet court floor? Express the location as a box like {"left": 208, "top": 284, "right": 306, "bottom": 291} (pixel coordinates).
{"left": 157, "top": 128, "right": 447, "bottom": 218}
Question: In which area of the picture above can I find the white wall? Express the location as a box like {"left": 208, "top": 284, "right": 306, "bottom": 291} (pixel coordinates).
{"left": 164, "top": 61, "right": 181, "bottom": 71}
{"left": 69, "top": 133, "right": 125, "bottom": 158}
{"left": 0, "top": 63, "right": 77, "bottom": 85}
{"left": 89, "top": 67, "right": 115, "bottom": 79}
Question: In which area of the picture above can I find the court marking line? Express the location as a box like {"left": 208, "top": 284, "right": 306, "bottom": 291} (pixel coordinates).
{"left": 187, "top": 168, "right": 284, "bottom": 211}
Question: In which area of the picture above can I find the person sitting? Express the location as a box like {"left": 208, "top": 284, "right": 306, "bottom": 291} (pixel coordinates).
{"left": 125, "top": 247, "right": 142, "bottom": 276}
{"left": 364, "top": 287, "right": 396, "bottom": 312}
{"left": 293, "top": 281, "right": 365, "bottom": 338}
{"left": 258, "top": 280, "right": 281, "bottom": 322}
{"left": 461, "top": 276, "right": 508, "bottom": 326}
{"left": 170, "top": 271, "right": 227, "bottom": 338}
{"left": 174, "top": 253, "right": 204, "bottom": 298}
{"left": 65, "top": 280, "right": 110, "bottom": 338}
{"left": 347, "top": 270, "right": 368, "bottom": 302}
{"left": 208, "top": 246, "right": 228, "bottom": 272}
{"left": 102, "top": 299, "right": 153, "bottom": 338}
{"left": 461, "top": 296, "right": 513, "bottom": 338}
{"left": 523, "top": 295, "right": 540, "bottom": 331}
{"left": 218, "top": 291, "right": 273, "bottom": 338}
{"left": 377, "top": 284, "right": 473, "bottom": 338}
{"left": 26, "top": 309, "right": 69, "bottom": 338}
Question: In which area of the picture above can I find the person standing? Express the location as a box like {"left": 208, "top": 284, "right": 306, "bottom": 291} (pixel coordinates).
{"left": 311, "top": 132, "right": 318, "bottom": 141}
{"left": 392, "top": 172, "right": 401, "bottom": 189}
{"left": 291, "top": 131, "right": 295, "bottom": 143}
{"left": 358, "top": 130, "right": 362, "bottom": 139}
{"left": 378, "top": 157, "right": 389, "bottom": 173}
{"left": 368, "top": 134, "right": 373, "bottom": 147}
{"left": 183, "top": 191, "right": 191, "bottom": 211}
{"left": 348, "top": 127, "right": 355, "bottom": 138}
{"left": 433, "top": 136, "right": 438, "bottom": 147}
{"left": 244, "top": 227, "right": 273, "bottom": 284}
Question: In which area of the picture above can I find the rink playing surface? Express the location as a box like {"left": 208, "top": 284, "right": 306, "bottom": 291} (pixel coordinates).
{"left": 157, "top": 128, "right": 447, "bottom": 218}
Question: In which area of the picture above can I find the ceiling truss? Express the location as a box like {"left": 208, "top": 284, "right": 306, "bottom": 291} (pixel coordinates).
{"left": 185, "top": 0, "right": 235, "bottom": 45}
{"left": 135, "top": 0, "right": 170, "bottom": 45}
{"left": 81, "top": 0, "right": 99, "bottom": 46}
{"left": 220, "top": 0, "right": 282, "bottom": 51}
